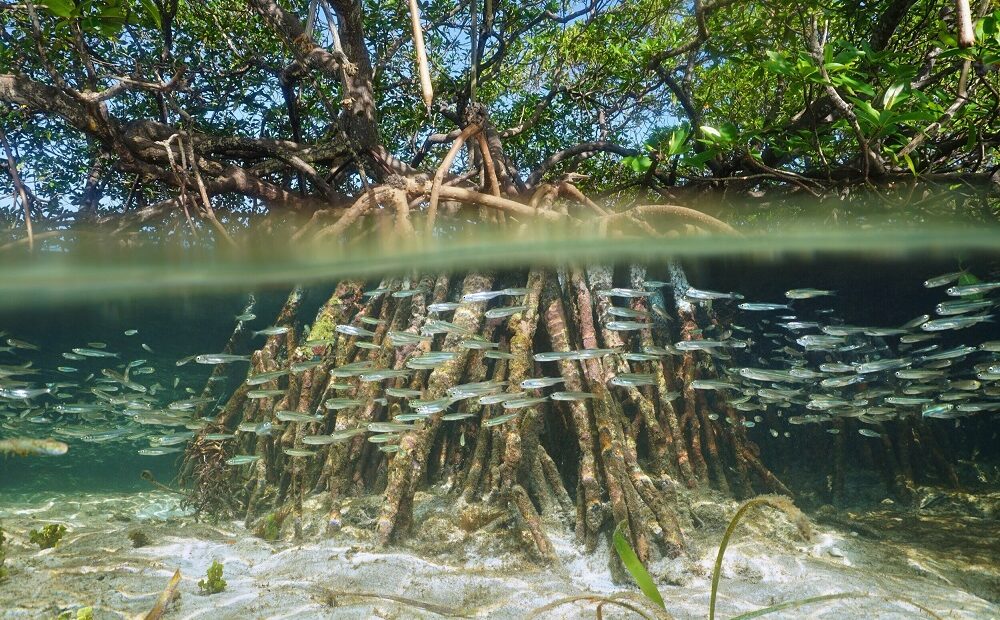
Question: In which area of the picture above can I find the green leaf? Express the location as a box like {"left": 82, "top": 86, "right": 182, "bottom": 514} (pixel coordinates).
{"left": 847, "top": 97, "right": 880, "bottom": 126}
{"left": 901, "top": 152, "right": 916, "bottom": 176}
{"left": 891, "top": 110, "right": 938, "bottom": 124}
{"left": 700, "top": 125, "right": 722, "bottom": 140}
{"left": 682, "top": 149, "right": 716, "bottom": 167}
{"left": 838, "top": 75, "right": 875, "bottom": 97}
{"left": 613, "top": 521, "right": 665, "bottom": 609}
{"left": 136, "top": 0, "right": 162, "bottom": 28}
{"left": 666, "top": 126, "right": 689, "bottom": 156}
{"left": 622, "top": 155, "right": 652, "bottom": 173}
{"left": 40, "top": 0, "right": 74, "bottom": 18}
{"left": 882, "top": 82, "right": 906, "bottom": 110}
{"left": 763, "top": 50, "right": 792, "bottom": 75}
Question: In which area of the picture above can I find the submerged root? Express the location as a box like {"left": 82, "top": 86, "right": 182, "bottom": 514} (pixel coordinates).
{"left": 180, "top": 258, "right": 795, "bottom": 564}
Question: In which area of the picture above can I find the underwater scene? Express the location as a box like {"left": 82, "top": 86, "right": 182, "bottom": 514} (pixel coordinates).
{"left": 0, "top": 243, "right": 997, "bottom": 619}
{"left": 5, "top": 0, "right": 1000, "bottom": 616}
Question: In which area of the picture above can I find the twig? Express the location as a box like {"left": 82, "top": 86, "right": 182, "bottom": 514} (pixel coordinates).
{"left": 182, "top": 136, "right": 237, "bottom": 247}
{"left": 0, "top": 124, "right": 34, "bottom": 250}
{"left": 898, "top": 61, "right": 970, "bottom": 159}
{"left": 528, "top": 593, "right": 672, "bottom": 620}
{"left": 320, "top": 588, "right": 467, "bottom": 617}
{"left": 807, "top": 16, "right": 883, "bottom": 178}
{"left": 143, "top": 569, "right": 181, "bottom": 620}
{"left": 156, "top": 133, "right": 199, "bottom": 238}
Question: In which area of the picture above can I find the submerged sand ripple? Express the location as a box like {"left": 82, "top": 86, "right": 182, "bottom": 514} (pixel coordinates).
{"left": 0, "top": 490, "right": 996, "bottom": 619}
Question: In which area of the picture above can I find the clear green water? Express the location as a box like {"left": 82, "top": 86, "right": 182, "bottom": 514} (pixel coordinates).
{"left": 0, "top": 225, "right": 997, "bottom": 618}
{"left": 1, "top": 233, "right": 997, "bottom": 500}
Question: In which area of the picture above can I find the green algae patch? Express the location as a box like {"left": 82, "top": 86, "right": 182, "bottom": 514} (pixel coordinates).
{"left": 198, "top": 559, "right": 227, "bottom": 594}
{"left": 29, "top": 524, "right": 66, "bottom": 549}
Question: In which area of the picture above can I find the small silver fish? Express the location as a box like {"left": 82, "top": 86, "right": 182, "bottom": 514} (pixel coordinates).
{"left": 738, "top": 303, "right": 791, "bottom": 311}
{"left": 606, "top": 321, "right": 650, "bottom": 331}
{"left": 334, "top": 325, "right": 375, "bottom": 338}
{"left": 520, "top": 377, "right": 565, "bottom": 389}
{"left": 72, "top": 348, "right": 118, "bottom": 358}
{"left": 785, "top": 288, "right": 835, "bottom": 299}
{"left": 684, "top": 287, "right": 743, "bottom": 301}
{"left": 462, "top": 290, "right": 507, "bottom": 303}
{"left": 597, "top": 288, "right": 652, "bottom": 298}
{"left": 392, "top": 287, "right": 428, "bottom": 298}
{"left": 485, "top": 305, "right": 528, "bottom": 319}
{"left": 226, "top": 455, "right": 261, "bottom": 465}
{"left": 923, "top": 271, "right": 964, "bottom": 288}
{"left": 550, "top": 391, "right": 596, "bottom": 401}
{"left": 276, "top": 410, "right": 321, "bottom": 423}
{"left": 610, "top": 373, "right": 656, "bottom": 387}
{"left": 246, "top": 369, "right": 290, "bottom": 385}
{"left": 921, "top": 314, "right": 993, "bottom": 331}
{"left": 248, "top": 389, "right": 285, "bottom": 399}
{"left": 502, "top": 396, "right": 549, "bottom": 409}
{"left": 945, "top": 282, "right": 1000, "bottom": 296}
{"left": 607, "top": 307, "right": 650, "bottom": 319}
{"left": 195, "top": 354, "right": 251, "bottom": 364}
{"left": 360, "top": 369, "right": 412, "bottom": 381}
{"left": 254, "top": 326, "right": 292, "bottom": 337}
{"left": 484, "top": 412, "right": 519, "bottom": 427}
{"left": 427, "top": 302, "right": 461, "bottom": 312}
{"left": 324, "top": 398, "right": 365, "bottom": 410}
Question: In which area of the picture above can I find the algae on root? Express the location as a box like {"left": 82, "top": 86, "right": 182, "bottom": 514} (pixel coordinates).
{"left": 198, "top": 559, "right": 227, "bottom": 594}
{"left": 29, "top": 523, "right": 67, "bottom": 549}
{"left": 257, "top": 512, "right": 282, "bottom": 541}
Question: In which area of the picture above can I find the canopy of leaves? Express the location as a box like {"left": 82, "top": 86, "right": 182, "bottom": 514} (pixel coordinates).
{"left": 0, "top": 0, "right": 998, "bottom": 242}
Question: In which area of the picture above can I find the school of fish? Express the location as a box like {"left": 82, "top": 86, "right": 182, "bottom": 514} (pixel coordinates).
{"left": 0, "top": 270, "right": 997, "bottom": 463}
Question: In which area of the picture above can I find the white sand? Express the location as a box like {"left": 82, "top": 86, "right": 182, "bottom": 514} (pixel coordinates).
{"left": 0, "top": 490, "right": 996, "bottom": 619}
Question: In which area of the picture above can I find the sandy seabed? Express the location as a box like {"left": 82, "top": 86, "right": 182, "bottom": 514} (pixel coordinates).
{"left": 0, "top": 489, "right": 997, "bottom": 619}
